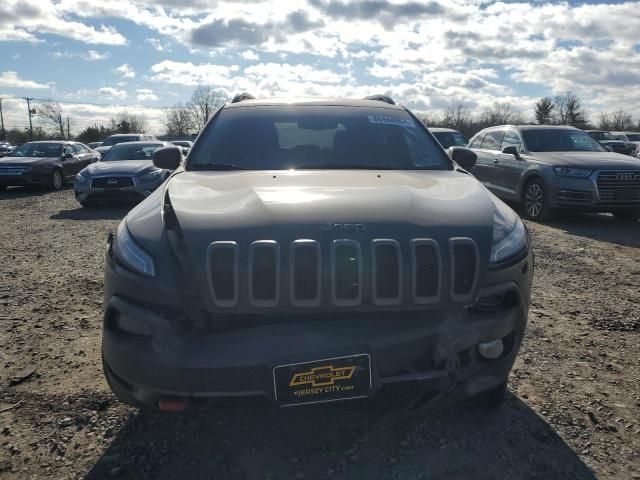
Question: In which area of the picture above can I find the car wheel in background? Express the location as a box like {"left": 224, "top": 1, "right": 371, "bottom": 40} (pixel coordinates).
{"left": 612, "top": 210, "right": 640, "bottom": 222}
{"left": 522, "top": 178, "right": 554, "bottom": 221}
{"left": 49, "top": 170, "right": 63, "bottom": 191}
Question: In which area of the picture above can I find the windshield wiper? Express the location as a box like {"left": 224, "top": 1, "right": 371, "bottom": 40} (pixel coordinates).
{"left": 194, "top": 163, "right": 247, "bottom": 171}
{"left": 301, "top": 164, "right": 395, "bottom": 170}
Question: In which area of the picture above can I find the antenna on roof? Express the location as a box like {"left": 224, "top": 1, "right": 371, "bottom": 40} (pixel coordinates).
{"left": 363, "top": 94, "right": 395, "bottom": 105}
{"left": 231, "top": 93, "right": 256, "bottom": 103}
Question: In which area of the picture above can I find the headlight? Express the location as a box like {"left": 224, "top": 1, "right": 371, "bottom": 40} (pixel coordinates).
{"left": 553, "top": 167, "right": 591, "bottom": 178}
{"left": 76, "top": 169, "right": 90, "bottom": 181}
{"left": 491, "top": 197, "right": 528, "bottom": 264}
{"left": 137, "top": 169, "right": 164, "bottom": 183}
{"left": 112, "top": 220, "right": 155, "bottom": 276}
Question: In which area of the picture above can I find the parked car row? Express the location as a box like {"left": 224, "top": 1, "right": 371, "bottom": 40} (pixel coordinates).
{"left": 0, "top": 142, "right": 15, "bottom": 157}
{"left": 430, "top": 125, "right": 640, "bottom": 222}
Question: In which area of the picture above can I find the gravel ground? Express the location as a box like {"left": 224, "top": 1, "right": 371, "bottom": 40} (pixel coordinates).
{"left": 0, "top": 185, "right": 638, "bottom": 480}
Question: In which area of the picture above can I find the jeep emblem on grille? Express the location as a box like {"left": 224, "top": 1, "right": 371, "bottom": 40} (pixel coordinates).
{"left": 616, "top": 172, "right": 635, "bottom": 181}
{"left": 320, "top": 222, "right": 366, "bottom": 232}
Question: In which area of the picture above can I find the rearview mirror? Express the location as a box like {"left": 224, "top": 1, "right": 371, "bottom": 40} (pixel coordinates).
{"left": 448, "top": 147, "right": 477, "bottom": 170}
{"left": 153, "top": 146, "right": 182, "bottom": 170}
{"left": 501, "top": 145, "right": 520, "bottom": 156}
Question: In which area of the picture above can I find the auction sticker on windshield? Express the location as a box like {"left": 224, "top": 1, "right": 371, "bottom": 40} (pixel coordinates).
{"left": 367, "top": 115, "right": 415, "bottom": 128}
{"left": 273, "top": 354, "right": 372, "bottom": 406}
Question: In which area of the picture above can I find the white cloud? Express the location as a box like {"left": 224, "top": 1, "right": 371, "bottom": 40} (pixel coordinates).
{"left": 145, "top": 37, "right": 170, "bottom": 52}
{"left": 114, "top": 64, "right": 135, "bottom": 78}
{"left": 149, "top": 60, "right": 239, "bottom": 86}
{"left": 0, "top": 71, "right": 51, "bottom": 89}
{"left": 85, "top": 50, "right": 110, "bottom": 61}
{"left": 136, "top": 88, "right": 159, "bottom": 101}
{"left": 98, "top": 87, "right": 128, "bottom": 99}
{"left": 240, "top": 50, "right": 259, "bottom": 61}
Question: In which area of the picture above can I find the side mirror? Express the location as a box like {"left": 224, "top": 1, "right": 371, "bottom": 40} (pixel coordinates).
{"left": 153, "top": 146, "right": 182, "bottom": 170}
{"left": 501, "top": 145, "right": 520, "bottom": 156}
{"left": 64, "top": 152, "right": 74, "bottom": 159}
{"left": 448, "top": 147, "right": 477, "bottom": 170}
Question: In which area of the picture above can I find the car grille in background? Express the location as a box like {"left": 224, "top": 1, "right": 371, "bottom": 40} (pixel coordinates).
{"left": 206, "top": 237, "right": 479, "bottom": 308}
{"left": 0, "top": 166, "right": 26, "bottom": 175}
{"left": 91, "top": 176, "right": 135, "bottom": 188}
{"left": 596, "top": 170, "right": 640, "bottom": 204}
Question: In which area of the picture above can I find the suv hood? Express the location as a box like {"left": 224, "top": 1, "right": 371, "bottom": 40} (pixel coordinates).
{"left": 127, "top": 170, "right": 495, "bottom": 267}
{"left": 529, "top": 151, "right": 640, "bottom": 168}
{"left": 84, "top": 160, "right": 158, "bottom": 176}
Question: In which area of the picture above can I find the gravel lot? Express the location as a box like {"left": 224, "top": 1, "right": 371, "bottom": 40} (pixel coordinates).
{"left": 0, "top": 185, "right": 638, "bottom": 480}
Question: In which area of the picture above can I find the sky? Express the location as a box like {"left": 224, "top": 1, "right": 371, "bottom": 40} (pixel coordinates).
{"left": 1, "top": 0, "right": 640, "bottom": 135}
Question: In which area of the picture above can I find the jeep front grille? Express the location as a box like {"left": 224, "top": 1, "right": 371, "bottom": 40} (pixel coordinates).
{"left": 206, "top": 237, "right": 479, "bottom": 308}
{"left": 596, "top": 170, "right": 640, "bottom": 204}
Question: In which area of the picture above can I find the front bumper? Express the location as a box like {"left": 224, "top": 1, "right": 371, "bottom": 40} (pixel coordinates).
{"left": 102, "top": 249, "right": 533, "bottom": 409}
{"left": 0, "top": 172, "right": 48, "bottom": 186}
{"left": 546, "top": 171, "right": 640, "bottom": 211}
{"left": 75, "top": 177, "right": 162, "bottom": 203}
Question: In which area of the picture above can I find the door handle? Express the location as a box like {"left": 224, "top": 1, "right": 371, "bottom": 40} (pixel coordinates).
{"left": 493, "top": 158, "right": 499, "bottom": 163}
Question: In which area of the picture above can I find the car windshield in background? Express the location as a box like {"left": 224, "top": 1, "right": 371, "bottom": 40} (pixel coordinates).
{"left": 102, "top": 136, "right": 139, "bottom": 146}
{"left": 189, "top": 106, "right": 451, "bottom": 171}
{"left": 590, "top": 131, "right": 615, "bottom": 141}
{"left": 173, "top": 141, "right": 192, "bottom": 147}
{"left": 625, "top": 134, "right": 640, "bottom": 141}
{"left": 523, "top": 129, "right": 608, "bottom": 152}
{"left": 10, "top": 143, "right": 62, "bottom": 157}
{"left": 101, "top": 143, "right": 161, "bottom": 161}
{"left": 432, "top": 131, "right": 468, "bottom": 149}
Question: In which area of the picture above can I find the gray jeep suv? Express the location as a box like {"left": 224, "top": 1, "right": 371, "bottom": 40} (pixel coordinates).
{"left": 102, "top": 95, "right": 533, "bottom": 411}
{"left": 468, "top": 125, "right": 640, "bottom": 221}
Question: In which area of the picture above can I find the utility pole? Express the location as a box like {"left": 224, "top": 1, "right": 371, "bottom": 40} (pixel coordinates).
{"left": 67, "top": 117, "right": 70, "bottom": 139}
{"left": 25, "top": 98, "right": 33, "bottom": 141}
{"left": 0, "top": 98, "right": 5, "bottom": 142}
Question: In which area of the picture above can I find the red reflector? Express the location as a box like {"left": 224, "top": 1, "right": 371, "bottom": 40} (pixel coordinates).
{"left": 158, "top": 398, "right": 189, "bottom": 412}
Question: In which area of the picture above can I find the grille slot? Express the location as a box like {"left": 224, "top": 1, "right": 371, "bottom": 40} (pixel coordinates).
{"left": 331, "top": 240, "right": 362, "bottom": 306}
{"left": 0, "top": 166, "right": 26, "bottom": 175}
{"left": 290, "top": 240, "right": 321, "bottom": 307}
{"left": 450, "top": 238, "right": 479, "bottom": 303}
{"left": 207, "top": 242, "right": 239, "bottom": 307}
{"left": 372, "top": 239, "right": 401, "bottom": 305}
{"left": 249, "top": 241, "right": 280, "bottom": 307}
{"left": 91, "top": 176, "right": 135, "bottom": 188}
{"left": 411, "top": 239, "right": 441, "bottom": 304}
{"left": 596, "top": 170, "right": 640, "bottom": 204}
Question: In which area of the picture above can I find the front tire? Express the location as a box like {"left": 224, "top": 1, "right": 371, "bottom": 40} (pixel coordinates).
{"left": 612, "top": 210, "right": 640, "bottom": 222}
{"left": 522, "top": 178, "right": 553, "bottom": 221}
{"left": 49, "top": 170, "right": 63, "bottom": 191}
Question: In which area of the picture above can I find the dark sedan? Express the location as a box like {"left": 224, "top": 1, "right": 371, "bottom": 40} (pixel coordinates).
{"left": 585, "top": 130, "right": 634, "bottom": 156}
{"left": 74, "top": 141, "right": 172, "bottom": 206}
{"left": 0, "top": 141, "right": 98, "bottom": 191}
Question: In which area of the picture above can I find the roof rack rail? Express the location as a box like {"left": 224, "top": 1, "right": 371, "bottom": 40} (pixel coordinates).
{"left": 363, "top": 94, "right": 395, "bottom": 105}
{"left": 231, "top": 93, "right": 256, "bottom": 103}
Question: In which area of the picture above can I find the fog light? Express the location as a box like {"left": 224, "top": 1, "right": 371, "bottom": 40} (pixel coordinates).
{"left": 478, "top": 339, "right": 504, "bottom": 359}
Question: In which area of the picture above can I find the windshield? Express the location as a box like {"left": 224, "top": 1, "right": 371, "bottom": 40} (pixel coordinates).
{"left": 188, "top": 106, "right": 451, "bottom": 171}
{"left": 589, "top": 131, "right": 615, "bottom": 141}
{"left": 432, "top": 131, "right": 468, "bottom": 149}
{"left": 101, "top": 143, "right": 162, "bottom": 161}
{"left": 9, "top": 143, "right": 62, "bottom": 157}
{"left": 522, "top": 129, "right": 608, "bottom": 152}
{"left": 102, "top": 135, "right": 138, "bottom": 146}
{"left": 624, "top": 134, "right": 640, "bottom": 141}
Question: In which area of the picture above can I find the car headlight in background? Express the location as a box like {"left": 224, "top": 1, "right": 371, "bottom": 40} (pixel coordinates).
{"left": 75, "top": 169, "right": 90, "bottom": 182}
{"left": 553, "top": 167, "right": 591, "bottom": 178}
{"left": 137, "top": 169, "right": 165, "bottom": 183}
{"left": 491, "top": 197, "right": 528, "bottom": 265}
{"left": 112, "top": 220, "right": 155, "bottom": 277}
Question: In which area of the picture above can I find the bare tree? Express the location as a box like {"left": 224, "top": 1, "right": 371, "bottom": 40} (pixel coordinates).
{"left": 110, "top": 111, "right": 147, "bottom": 134}
{"left": 534, "top": 97, "right": 554, "bottom": 125}
{"left": 39, "top": 101, "right": 65, "bottom": 139}
{"left": 443, "top": 103, "right": 472, "bottom": 132}
{"left": 553, "top": 92, "right": 586, "bottom": 127}
{"left": 164, "top": 105, "right": 194, "bottom": 136}
{"left": 188, "top": 86, "right": 225, "bottom": 131}
{"left": 609, "top": 111, "right": 634, "bottom": 131}
{"left": 479, "top": 103, "right": 524, "bottom": 128}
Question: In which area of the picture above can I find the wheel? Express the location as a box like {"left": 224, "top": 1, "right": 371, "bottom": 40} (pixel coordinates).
{"left": 612, "top": 210, "right": 640, "bottom": 222}
{"left": 471, "top": 381, "right": 507, "bottom": 408}
{"left": 49, "top": 170, "right": 63, "bottom": 191}
{"left": 522, "top": 178, "right": 554, "bottom": 221}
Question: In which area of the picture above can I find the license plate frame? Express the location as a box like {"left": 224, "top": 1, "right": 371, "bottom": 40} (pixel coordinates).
{"left": 273, "top": 354, "right": 372, "bottom": 407}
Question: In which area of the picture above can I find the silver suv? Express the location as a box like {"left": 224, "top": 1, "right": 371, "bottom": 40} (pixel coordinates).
{"left": 101, "top": 95, "right": 533, "bottom": 411}
{"left": 468, "top": 125, "right": 640, "bottom": 221}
